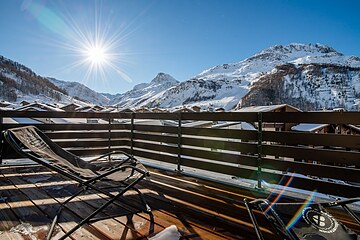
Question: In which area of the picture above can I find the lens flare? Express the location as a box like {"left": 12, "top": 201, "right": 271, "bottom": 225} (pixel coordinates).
{"left": 265, "top": 174, "right": 295, "bottom": 214}
{"left": 285, "top": 190, "right": 317, "bottom": 230}
{"left": 22, "top": 0, "right": 134, "bottom": 89}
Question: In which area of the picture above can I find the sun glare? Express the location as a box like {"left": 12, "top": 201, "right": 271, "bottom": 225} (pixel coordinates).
{"left": 36, "top": 2, "right": 135, "bottom": 85}
{"left": 86, "top": 45, "right": 107, "bottom": 65}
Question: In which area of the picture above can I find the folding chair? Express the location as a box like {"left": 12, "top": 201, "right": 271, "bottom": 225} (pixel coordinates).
{"left": 3, "top": 126, "right": 151, "bottom": 240}
{"left": 244, "top": 197, "right": 360, "bottom": 240}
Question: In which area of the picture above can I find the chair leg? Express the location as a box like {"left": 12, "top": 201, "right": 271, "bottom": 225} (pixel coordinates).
{"left": 244, "top": 198, "right": 265, "bottom": 240}
{"left": 46, "top": 188, "right": 86, "bottom": 240}
{"left": 132, "top": 186, "right": 151, "bottom": 213}
{"left": 56, "top": 177, "right": 145, "bottom": 240}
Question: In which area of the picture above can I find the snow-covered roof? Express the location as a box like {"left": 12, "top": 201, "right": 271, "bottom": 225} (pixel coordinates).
{"left": 291, "top": 123, "right": 329, "bottom": 132}
{"left": 3, "top": 117, "right": 43, "bottom": 124}
{"left": 235, "top": 104, "right": 301, "bottom": 112}
{"left": 15, "top": 102, "right": 64, "bottom": 112}
{"left": 182, "top": 121, "right": 213, "bottom": 128}
{"left": 212, "top": 122, "right": 257, "bottom": 130}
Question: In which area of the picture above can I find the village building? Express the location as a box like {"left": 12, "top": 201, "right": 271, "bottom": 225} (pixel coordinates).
{"left": 235, "top": 104, "right": 301, "bottom": 131}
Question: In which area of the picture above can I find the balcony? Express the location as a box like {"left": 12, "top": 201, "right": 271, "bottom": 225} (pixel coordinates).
{"left": 0, "top": 110, "right": 359, "bottom": 239}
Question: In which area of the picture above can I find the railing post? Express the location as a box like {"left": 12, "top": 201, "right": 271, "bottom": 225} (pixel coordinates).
{"left": 257, "top": 112, "right": 263, "bottom": 189}
{"left": 131, "top": 112, "right": 134, "bottom": 156}
{"left": 177, "top": 112, "right": 183, "bottom": 172}
{"left": 108, "top": 117, "right": 111, "bottom": 160}
{"left": 0, "top": 110, "right": 3, "bottom": 164}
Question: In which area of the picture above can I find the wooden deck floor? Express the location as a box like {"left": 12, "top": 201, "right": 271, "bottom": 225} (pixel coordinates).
{"left": 0, "top": 164, "right": 359, "bottom": 240}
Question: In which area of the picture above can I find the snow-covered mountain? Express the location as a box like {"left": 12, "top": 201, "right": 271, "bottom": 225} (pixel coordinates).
{"left": 138, "top": 43, "right": 360, "bottom": 111}
{"left": 109, "top": 72, "right": 179, "bottom": 107}
{"left": 0, "top": 55, "right": 65, "bottom": 104}
{"left": 48, "top": 78, "right": 110, "bottom": 106}
{"left": 2, "top": 43, "right": 360, "bottom": 111}
{"left": 0, "top": 55, "right": 94, "bottom": 108}
{"left": 240, "top": 63, "right": 360, "bottom": 110}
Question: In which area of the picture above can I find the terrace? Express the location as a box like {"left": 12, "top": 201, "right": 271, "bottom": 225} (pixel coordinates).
{"left": 0, "top": 110, "right": 359, "bottom": 239}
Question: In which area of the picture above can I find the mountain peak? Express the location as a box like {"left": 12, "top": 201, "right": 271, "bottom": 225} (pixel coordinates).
{"left": 258, "top": 43, "right": 340, "bottom": 56}
{"left": 151, "top": 72, "right": 178, "bottom": 84}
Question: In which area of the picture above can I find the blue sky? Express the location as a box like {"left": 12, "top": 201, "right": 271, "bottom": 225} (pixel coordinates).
{"left": 1, "top": 0, "right": 360, "bottom": 94}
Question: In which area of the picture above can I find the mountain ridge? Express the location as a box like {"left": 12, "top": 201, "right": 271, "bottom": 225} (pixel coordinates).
{"left": 1, "top": 43, "right": 360, "bottom": 111}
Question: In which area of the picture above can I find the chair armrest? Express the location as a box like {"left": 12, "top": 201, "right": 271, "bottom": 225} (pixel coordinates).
{"left": 88, "top": 150, "right": 133, "bottom": 163}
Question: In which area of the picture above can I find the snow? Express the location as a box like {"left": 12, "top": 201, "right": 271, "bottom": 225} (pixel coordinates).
{"left": 149, "top": 225, "right": 181, "bottom": 240}
{"left": 212, "top": 121, "right": 257, "bottom": 130}
{"left": 291, "top": 123, "right": 329, "bottom": 132}
{"left": 2, "top": 43, "right": 360, "bottom": 111}
{"left": 49, "top": 78, "right": 110, "bottom": 106}
{"left": 4, "top": 117, "right": 43, "bottom": 124}
{"left": 105, "top": 43, "right": 360, "bottom": 111}
{"left": 235, "top": 104, "right": 291, "bottom": 112}
{"left": 10, "top": 223, "right": 48, "bottom": 240}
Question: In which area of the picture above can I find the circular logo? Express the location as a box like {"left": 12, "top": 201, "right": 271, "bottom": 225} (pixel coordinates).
{"left": 302, "top": 207, "right": 339, "bottom": 233}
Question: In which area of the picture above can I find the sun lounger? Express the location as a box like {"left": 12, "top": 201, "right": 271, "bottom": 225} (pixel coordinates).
{"left": 3, "top": 125, "right": 151, "bottom": 240}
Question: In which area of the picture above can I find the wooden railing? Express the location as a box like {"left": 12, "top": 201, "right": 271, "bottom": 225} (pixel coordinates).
{"left": 1, "top": 110, "right": 359, "bottom": 198}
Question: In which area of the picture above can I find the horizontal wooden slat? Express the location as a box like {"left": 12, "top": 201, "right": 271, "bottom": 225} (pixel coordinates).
{"left": 181, "top": 147, "right": 258, "bottom": 166}
{"left": 133, "top": 141, "right": 179, "bottom": 155}
{"left": 181, "top": 127, "right": 258, "bottom": 141}
{"left": 262, "top": 145, "right": 360, "bottom": 166}
{"left": 1, "top": 110, "right": 133, "bottom": 119}
{"left": 2, "top": 111, "right": 360, "bottom": 124}
{"left": 262, "top": 131, "right": 360, "bottom": 149}
{"left": 132, "top": 149, "right": 178, "bottom": 164}
{"left": 181, "top": 137, "right": 257, "bottom": 153}
{"left": 134, "top": 125, "right": 258, "bottom": 142}
{"left": 69, "top": 147, "right": 129, "bottom": 157}
{"left": 46, "top": 131, "right": 131, "bottom": 140}
{"left": 133, "top": 112, "right": 178, "bottom": 120}
{"left": 133, "top": 124, "right": 178, "bottom": 134}
{"left": 181, "top": 158, "right": 257, "bottom": 180}
{"left": 180, "top": 112, "right": 258, "bottom": 122}
{"left": 261, "top": 157, "right": 360, "bottom": 183}
{"left": 133, "top": 133, "right": 178, "bottom": 144}
{"left": 262, "top": 112, "right": 360, "bottom": 124}
{"left": 261, "top": 171, "right": 360, "bottom": 198}
{"left": 56, "top": 139, "right": 129, "bottom": 148}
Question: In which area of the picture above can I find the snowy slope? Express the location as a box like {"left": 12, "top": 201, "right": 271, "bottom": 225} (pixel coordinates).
{"left": 110, "top": 72, "right": 179, "bottom": 107}
{"left": 0, "top": 55, "right": 90, "bottom": 108}
{"left": 48, "top": 78, "right": 110, "bottom": 106}
{"left": 197, "top": 43, "right": 360, "bottom": 82}
{"left": 141, "top": 43, "right": 360, "bottom": 111}
{"left": 240, "top": 63, "right": 360, "bottom": 110}
{"left": 142, "top": 78, "right": 249, "bottom": 111}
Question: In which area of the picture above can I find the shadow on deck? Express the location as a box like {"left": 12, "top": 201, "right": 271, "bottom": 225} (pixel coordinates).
{"left": 0, "top": 164, "right": 359, "bottom": 240}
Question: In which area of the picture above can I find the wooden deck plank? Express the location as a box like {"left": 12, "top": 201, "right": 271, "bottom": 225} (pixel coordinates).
{"left": 0, "top": 170, "right": 66, "bottom": 240}
{"left": 1, "top": 167, "right": 104, "bottom": 240}
{"left": 0, "top": 177, "right": 25, "bottom": 240}
{"left": 13, "top": 167, "right": 144, "bottom": 240}
{"left": 1, "top": 164, "right": 359, "bottom": 240}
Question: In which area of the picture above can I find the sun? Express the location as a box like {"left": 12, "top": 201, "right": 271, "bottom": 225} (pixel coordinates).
{"left": 85, "top": 45, "right": 107, "bottom": 65}
{"left": 44, "top": 2, "right": 134, "bottom": 84}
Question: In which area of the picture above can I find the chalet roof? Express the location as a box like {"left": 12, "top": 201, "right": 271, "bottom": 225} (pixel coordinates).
{"left": 182, "top": 121, "right": 213, "bottom": 128}
{"left": 171, "top": 107, "right": 195, "bottom": 113}
{"left": 212, "top": 122, "right": 257, "bottom": 131}
{"left": 3, "top": 117, "right": 43, "bottom": 124}
{"left": 15, "top": 102, "right": 63, "bottom": 112}
{"left": 60, "top": 103, "right": 81, "bottom": 109}
{"left": 235, "top": 104, "right": 301, "bottom": 112}
{"left": 0, "top": 101, "right": 11, "bottom": 107}
{"left": 291, "top": 123, "right": 329, "bottom": 132}
{"left": 116, "top": 108, "right": 134, "bottom": 113}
